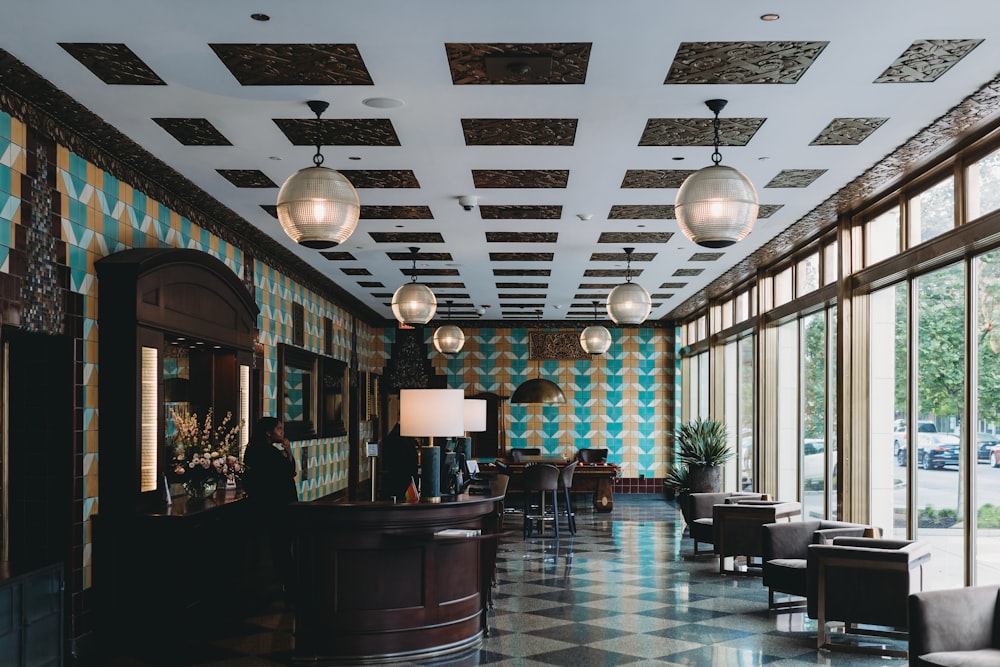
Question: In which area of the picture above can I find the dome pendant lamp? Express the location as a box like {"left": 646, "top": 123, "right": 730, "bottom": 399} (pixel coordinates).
{"left": 675, "top": 99, "right": 759, "bottom": 248}
{"left": 606, "top": 247, "right": 651, "bottom": 325}
{"left": 580, "top": 300, "right": 612, "bottom": 355}
{"left": 392, "top": 247, "right": 437, "bottom": 325}
{"left": 511, "top": 311, "right": 567, "bottom": 405}
{"left": 432, "top": 300, "right": 465, "bottom": 354}
{"left": 276, "top": 100, "right": 360, "bottom": 249}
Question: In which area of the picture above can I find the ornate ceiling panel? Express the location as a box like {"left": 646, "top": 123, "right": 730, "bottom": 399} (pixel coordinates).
{"left": 665, "top": 41, "right": 828, "bottom": 84}
{"left": 462, "top": 118, "right": 578, "bottom": 145}
{"left": 209, "top": 44, "right": 373, "bottom": 85}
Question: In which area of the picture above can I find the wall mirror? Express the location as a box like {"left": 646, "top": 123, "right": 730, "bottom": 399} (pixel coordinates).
{"left": 279, "top": 343, "right": 348, "bottom": 439}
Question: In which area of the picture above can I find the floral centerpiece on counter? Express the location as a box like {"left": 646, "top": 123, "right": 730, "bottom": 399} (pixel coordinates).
{"left": 167, "top": 407, "right": 244, "bottom": 498}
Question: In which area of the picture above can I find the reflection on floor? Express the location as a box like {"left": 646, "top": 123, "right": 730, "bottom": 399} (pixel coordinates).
{"left": 89, "top": 495, "right": 907, "bottom": 666}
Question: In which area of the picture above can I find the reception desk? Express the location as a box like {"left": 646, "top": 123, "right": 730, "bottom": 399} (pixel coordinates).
{"left": 289, "top": 490, "right": 505, "bottom": 664}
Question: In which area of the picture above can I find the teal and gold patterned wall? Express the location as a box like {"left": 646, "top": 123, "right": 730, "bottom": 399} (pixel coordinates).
{"left": 0, "top": 111, "right": 385, "bottom": 588}
{"left": 426, "top": 326, "right": 675, "bottom": 480}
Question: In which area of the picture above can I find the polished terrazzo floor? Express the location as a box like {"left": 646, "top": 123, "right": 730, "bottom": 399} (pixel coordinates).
{"left": 93, "top": 495, "right": 907, "bottom": 666}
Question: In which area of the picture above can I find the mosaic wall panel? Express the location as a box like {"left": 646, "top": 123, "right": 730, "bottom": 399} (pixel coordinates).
{"left": 423, "top": 325, "right": 674, "bottom": 481}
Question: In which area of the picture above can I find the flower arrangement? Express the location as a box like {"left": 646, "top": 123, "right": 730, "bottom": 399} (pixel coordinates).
{"left": 167, "top": 407, "right": 245, "bottom": 497}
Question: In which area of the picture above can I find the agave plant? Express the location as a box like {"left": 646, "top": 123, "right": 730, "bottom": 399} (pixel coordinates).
{"left": 673, "top": 418, "right": 733, "bottom": 494}
{"left": 676, "top": 418, "right": 733, "bottom": 467}
{"left": 664, "top": 463, "right": 690, "bottom": 493}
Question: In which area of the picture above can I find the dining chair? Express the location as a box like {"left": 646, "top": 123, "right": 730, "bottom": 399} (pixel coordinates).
{"left": 521, "top": 463, "right": 560, "bottom": 538}
{"left": 557, "top": 461, "right": 578, "bottom": 534}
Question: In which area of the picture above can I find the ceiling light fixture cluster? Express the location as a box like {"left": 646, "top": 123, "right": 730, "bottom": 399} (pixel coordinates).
{"left": 392, "top": 247, "right": 437, "bottom": 325}
{"left": 674, "top": 99, "right": 759, "bottom": 248}
{"left": 606, "top": 247, "right": 651, "bottom": 325}
{"left": 276, "top": 100, "right": 360, "bottom": 249}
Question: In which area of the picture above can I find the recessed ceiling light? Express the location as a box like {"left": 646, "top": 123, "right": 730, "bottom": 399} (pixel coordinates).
{"left": 250, "top": 13, "right": 270, "bottom": 21}
{"left": 348, "top": 156, "right": 362, "bottom": 161}
{"left": 268, "top": 156, "right": 281, "bottom": 161}
{"left": 672, "top": 156, "right": 685, "bottom": 161}
{"left": 363, "top": 97, "right": 405, "bottom": 109}
{"left": 760, "top": 13, "right": 780, "bottom": 21}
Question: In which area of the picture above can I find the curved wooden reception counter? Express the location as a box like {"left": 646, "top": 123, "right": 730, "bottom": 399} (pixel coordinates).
{"left": 289, "top": 490, "right": 505, "bottom": 664}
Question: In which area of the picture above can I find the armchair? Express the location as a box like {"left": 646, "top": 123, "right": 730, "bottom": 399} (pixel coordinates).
{"left": 684, "top": 492, "right": 767, "bottom": 555}
{"left": 761, "top": 520, "right": 870, "bottom": 610}
{"left": 909, "top": 584, "right": 1000, "bottom": 667}
{"left": 807, "top": 537, "right": 931, "bottom": 656}
{"left": 712, "top": 500, "right": 801, "bottom": 574}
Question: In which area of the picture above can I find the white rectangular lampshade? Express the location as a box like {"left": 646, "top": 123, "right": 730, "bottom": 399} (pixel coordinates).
{"left": 399, "top": 389, "right": 465, "bottom": 437}
{"left": 463, "top": 399, "right": 487, "bottom": 433}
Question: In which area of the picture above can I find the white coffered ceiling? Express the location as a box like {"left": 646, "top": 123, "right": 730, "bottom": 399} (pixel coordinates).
{"left": 2, "top": 0, "right": 999, "bottom": 323}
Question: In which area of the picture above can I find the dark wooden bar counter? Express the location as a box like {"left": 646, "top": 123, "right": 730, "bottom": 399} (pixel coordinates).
{"left": 289, "top": 490, "right": 505, "bottom": 664}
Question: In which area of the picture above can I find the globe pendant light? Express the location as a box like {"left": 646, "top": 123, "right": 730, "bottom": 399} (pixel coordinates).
{"left": 392, "top": 246, "right": 437, "bottom": 325}
{"left": 606, "top": 247, "right": 651, "bottom": 325}
{"left": 675, "top": 99, "right": 759, "bottom": 248}
{"left": 433, "top": 300, "right": 465, "bottom": 354}
{"left": 276, "top": 100, "right": 360, "bottom": 249}
{"left": 580, "top": 300, "right": 612, "bottom": 355}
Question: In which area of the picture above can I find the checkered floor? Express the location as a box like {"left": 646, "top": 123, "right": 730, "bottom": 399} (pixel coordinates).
{"left": 93, "top": 495, "right": 907, "bottom": 666}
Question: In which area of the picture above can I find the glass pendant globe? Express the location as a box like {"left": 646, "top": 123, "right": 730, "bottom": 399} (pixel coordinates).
{"left": 674, "top": 164, "right": 759, "bottom": 248}
{"left": 433, "top": 324, "right": 465, "bottom": 354}
{"left": 580, "top": 325, "right": 612, "bottom": 355}
{"left": 606, "top": 282, "right": 651, "bottom": 325}
{"left": 276, "top": 166, "right": 360, "bottom": 249}
{"left": 391, "top": 282, "right": 437, "bottom": 324}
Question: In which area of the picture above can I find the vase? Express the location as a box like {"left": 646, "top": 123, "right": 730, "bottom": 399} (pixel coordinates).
{"left": 184, "top": 478, "right": 218, "bottom": 499}
{"left": 687, "top": 464, "right": 721, "bottom": 494}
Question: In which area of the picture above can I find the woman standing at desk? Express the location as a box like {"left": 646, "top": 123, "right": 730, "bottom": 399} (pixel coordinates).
{"left": 243, "top": 417, "right": 298, "bottom": 589}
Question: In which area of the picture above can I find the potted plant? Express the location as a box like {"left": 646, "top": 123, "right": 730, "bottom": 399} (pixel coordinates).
{"left": 675, "top": 418, "right": 733, "bottom": 495}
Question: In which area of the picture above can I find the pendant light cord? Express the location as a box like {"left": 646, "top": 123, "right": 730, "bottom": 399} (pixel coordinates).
{"left": 409, "top": 246, "right": 419, "bottom": 283}
{"left": 306, "top": 100, "right": 330, "bottom": 167}
{"left": 711, "top": 109, "right": 722, "bottom": 166}
{"left": 623, "top": 247, "right": 634, "bottom": 283}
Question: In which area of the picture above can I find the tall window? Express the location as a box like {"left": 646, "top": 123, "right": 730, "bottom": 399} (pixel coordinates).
{"left": 869, "top": 283, "right": 908, "bottom": 539}
{"left": 915, "top": 264, "right": 965, "bottom": 590}
{"left": 974, "top": 250, "right": 1000, "bottom": 584}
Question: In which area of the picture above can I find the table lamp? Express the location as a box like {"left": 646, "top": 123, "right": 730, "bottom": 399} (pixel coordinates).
{"left": 400, "top": 388, "right": 464, "bottom": 502}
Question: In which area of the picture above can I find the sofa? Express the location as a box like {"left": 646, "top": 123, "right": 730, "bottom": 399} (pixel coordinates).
{"left": 909, "top": 584, "right": 1000, "bottom": 666}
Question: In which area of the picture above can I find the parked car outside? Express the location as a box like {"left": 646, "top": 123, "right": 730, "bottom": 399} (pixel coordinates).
{"left": 803, "top": 438, "right": 825, "bottom": 486}
{"left": 915, "top": 432, "right": 960, "bottom": 470}
{"left": 893, "top": 419, "right": 938, "bottom": 457}
{"left": 977, "top": 432, "right": 1000, "bottom": 466}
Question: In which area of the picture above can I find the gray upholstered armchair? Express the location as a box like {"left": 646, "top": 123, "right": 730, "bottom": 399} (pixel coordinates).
{"left": 685, "top": 492, "right": 766, "bottom": 555}
{"left": 807, "top": 537, "right": 931, "bottom": 656}
{"left": 761, "top": 520, "right": 870, "bottom": 610}
{"left": 712, "top": 500, "right": 801, "bottom": 574}
{"left": 909, "top": 584, "right": 1000, "bottom": 667}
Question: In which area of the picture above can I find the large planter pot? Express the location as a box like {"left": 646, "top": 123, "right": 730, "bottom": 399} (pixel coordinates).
{"left": 687, "top": 464, "right": 721, "bottom": 494}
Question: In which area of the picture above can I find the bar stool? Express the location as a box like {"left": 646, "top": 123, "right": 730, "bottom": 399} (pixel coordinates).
{"left": 521, "top": 463, "right": 560, "bottom": 538}
{"left": 558, "top": 461, "right": 578, "bottom": 535}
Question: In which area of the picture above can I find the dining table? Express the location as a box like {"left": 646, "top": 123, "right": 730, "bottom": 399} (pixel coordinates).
{"left": 477, "top": 456, "right": 620, "bottom": 512}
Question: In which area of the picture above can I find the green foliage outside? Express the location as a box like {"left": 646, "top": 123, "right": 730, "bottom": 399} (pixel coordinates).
{"left": 918, "top": 505, "right": 958, "bottom": 528}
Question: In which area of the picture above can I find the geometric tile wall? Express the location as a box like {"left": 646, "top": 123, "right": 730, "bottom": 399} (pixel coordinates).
{"left": 0, "top": 110, "right": 387, "bottom": 590}
{"left": 425, "top": 325, "right": 676, "bottom": 481}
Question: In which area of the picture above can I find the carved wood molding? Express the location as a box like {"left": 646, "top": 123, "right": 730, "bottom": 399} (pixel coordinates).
{"left": 529, "top": 331, "right": 588, "bottom": 360}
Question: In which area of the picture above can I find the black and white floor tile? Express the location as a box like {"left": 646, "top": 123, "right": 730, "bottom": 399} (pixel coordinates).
{"left": 92, "top": 496, "right": 907, "bottom": 666}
